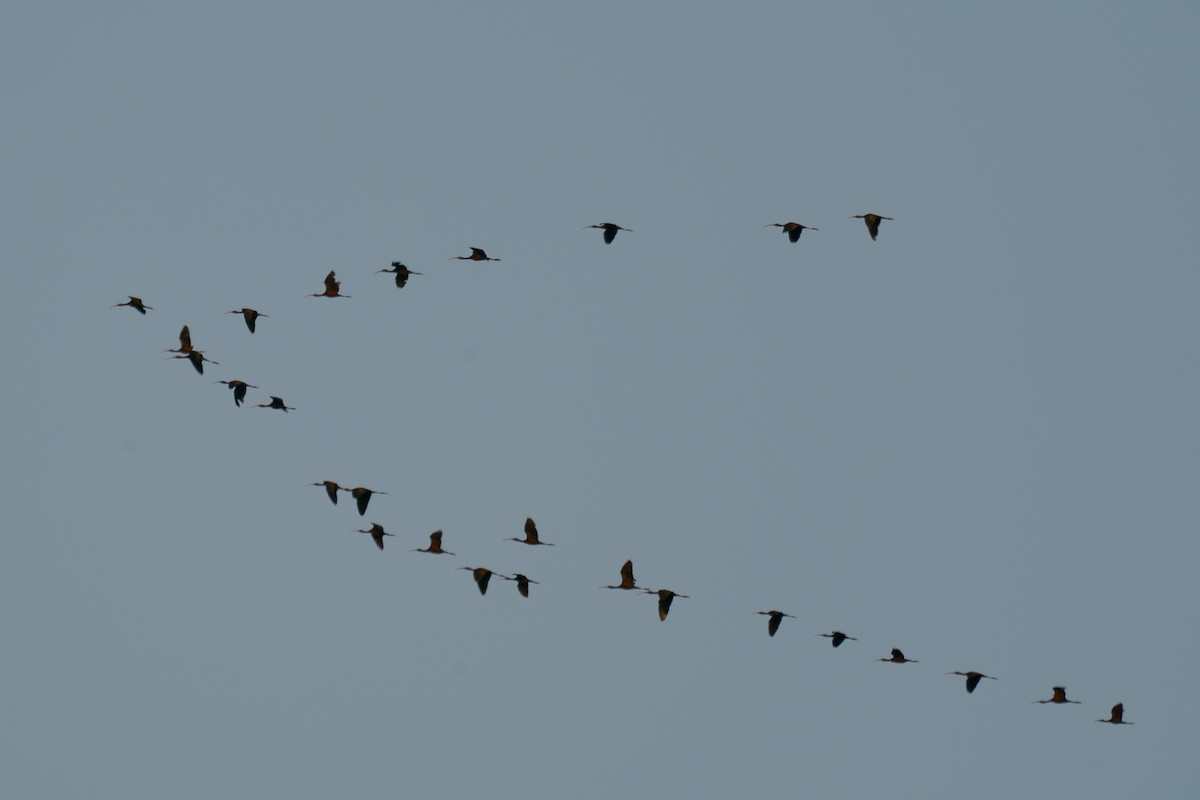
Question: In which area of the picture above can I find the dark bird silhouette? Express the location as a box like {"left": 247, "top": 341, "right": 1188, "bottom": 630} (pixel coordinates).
{"left": 451, "top": 247, "right": 500, "bottom": 262}
{"left": 310, "top": 480, "right": 347, "bottom": 505}
{"left": 113, "top": 296, "right": 151, "bottom": 314}
{"left": 764, "top": 222, "right": 817, "bottom": 243}
{"left": 506, "top": 517, "right": 554, "bottom": 546}
{"left": 604, "top": 560, "right": 642, "bottom": 590}
{"left": 348, "top": 486, "right": 386, "bottom": 516}
{"left": 310, "top": 270, "right": 349, "bottom": 298}
{"left": 878, "top": 648, "right": 918, "bottom": 664}
{"left": 502, "top": 573, "right": 539, "bottom": 598}
{"left": 459, "top": 566, "right": 504, "bottom": 595}
{"left": 413, "top": 529, "right": 455, "bottom": 555}
{"left": 355, "top": 523, "right": 394, "bottom": 551}
{"left": 168, "top": 350, "right": 218, "bottom": 375}
{"left": 754, "top": 610, "right": 796, "bottom": 638}
{"left": 947, "top": 671, "right": 998, "bottom": 694}
{"left": 164, "top": 325, "right": 196, "bottom": 354}
{"left": 256, "top": 396, "right": 295, "bottom": 412}
{"left": 818, "top": 631, "right": 858, "bottom": 648}
{"left": 227, "top": 308, "right": 268, "bottom": 333}
{"left": 1034, "top": 686, "right": 1081, "bottom": 704}
{"left": 584, "top": 223, "right": 632, "bottom": 244}
{"left": 850, "top": 213, "right": 894, "bottom": 241}
{"left": 1097, "top": 703, "right": 1133, "bottom": 724}
{"left": 376, "top": 261, "right": 422, "bottom": 288}
{"left": 214, "top": 379, "right": 258, "bottom": 407}
{"left": 641, "top": 589, "right": 688, "bottom": 621}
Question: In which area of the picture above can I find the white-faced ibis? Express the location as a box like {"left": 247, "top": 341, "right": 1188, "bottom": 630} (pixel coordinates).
{"left": 754, "top": 610, "right": 795, "bottom": 637}
{"left": 818, "top": 631, "right": 858, "bottom": 648}
{"left": 376, "top": 261, "right": 422, "bottom": 288}
{"left": 1034, "top": 686, "right": 1081, "bottom": 704}
{"left": 641, "top": 588, "right": 688, "bottom": 621}
{"left": 214, "top": 379, "right": 258, "bottom": 407}
{"left": 604, "top": 560, "right": 642, "bottom": 590}
{"left": 451, "top": 247, "right": 500, "bottom": 262}
{"left": 878, "top": 648, "right": 918, "bottom": 664}
{"left": 947, "top": 671, "right": 998, "bottom": 694}
{"left": 113, "top": 296, "right": 151, "bottom": 314}
{"left": 503, "top": 573, "right": 539, "bottom": 597}
{"left": 1097, "top": 703, "right": 1132, "bottom": 724}
{"left": 764, "top": 222, "right": 817, "bottom": 243}
{"left": 355, "top": 523, "right": 394, "bottom": 551}
{"left": 459, "top": 566, "right": 505, "bottom": 595}
{"left": 310, "top": 270, "right": 349, "bottom": 298}
{"left": 310, "top": 480, "right": 347, "bottom": 505}
{"left": 506, "top": 517, "right": 554, "bottom": 546}
{"left": 584, "top": 223, "right": 632, "bottom": 244}
{"left": 164, "top": 325, "right": 196, "bottom": 354}
{"left": 850, "top": 213, "right": 894, "bottom": 241}
{"left": 256, "top": 396, "right": 295, "bottom": 412}
{"left": 348, "top": 486, "right": 386, "bottom": 516}
{"left": 227, "top": 308, "right": 268, "bottom": 333}
{"left": 413, "top": 529, "right": 455, "bottom": 555}
{"left": 168, "top": 350, "right": 218, "bottom": 375}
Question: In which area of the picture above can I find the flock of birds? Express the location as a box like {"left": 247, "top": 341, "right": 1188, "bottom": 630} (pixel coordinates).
{"left": 112, "top": 213, "right": 1134, "bottom": 729}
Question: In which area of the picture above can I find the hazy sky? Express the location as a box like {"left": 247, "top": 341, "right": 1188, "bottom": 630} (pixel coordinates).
{"left": 3, "top": 3, "right": 1199, "bottom": 798}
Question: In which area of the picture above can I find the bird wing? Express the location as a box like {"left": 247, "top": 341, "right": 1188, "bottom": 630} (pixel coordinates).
{"left": 524, "top": 517, "right": 538, "bottom": 541}
{"left": 619, "top": 560, "right": 636, "bottom": 586}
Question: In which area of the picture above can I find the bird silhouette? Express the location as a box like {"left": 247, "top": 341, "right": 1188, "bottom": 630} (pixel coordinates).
{"left": 355, "top": 523, "right": 394, "bottom": 551}
{"left": 1097, "top": 703, "right": 1132, "bottom": 724}
{"left": 764, "top": 222, "right": 817, "bottom": 243}
{"left": 604, "top": 560, "right": 642, "bottom": 590}
{"left": 348, "top": 487, "right": 386, "bottom": 516}
{"left": 256, "top": 396, "right": 295, "bottom": 412}
{"left": 168, "top": 350, "right": 218, "bottom": 375}
{"left": 310, "top": 270, "right": 349, "bottom": 298}
{"left": 502, "top": 573, "right": 539, "bottom": 598}
{"left": 459, "top": 566, "right": 504, "bottom": 595}
{"left": 878, "top": 648, "right": 918, "bottom": 664}
{"left": 310, "top": 480, "right": 347, "bottom": 505}
{"left": 164, "top": 325, "right": 197, "bottom": 354}
{"left": 451, "top": 247, "right": 500, "bottom": 262}
{"left": 1034, "top": 686, "right": 1081, "bottom": 704}
{"left": 376, "top": 261, "right": 422, "bottom": 288}
{"left": 506, "top": 517, "right": 554, "bottom": 546}
{"left": 413, "top": 529, "right": 455, "bottom": 555}
{"left": 113, "top": 296, "right": 151, "bottom": 314}
{"left": 584, "top": 223, "right": 632, "bottom": 244}
{"left": 227, "top": 308, "right": 268, "bottom": 333}
{"left": 641, "top": 589, "right": 688, "bottom": 621}
{"left": 753, "top": 610, "right": 796, "bottom": 637}
{"left": 818, "top": 631, "right": 858, "bottom": 648}
{"left": 947, "top": 671, "right": 998, "bottom": 694}
{"left": 849, "top": 213, "right": 894, "bottom": 240}
{"left": 214, "top": 379, "right": 258, "bottom": 407}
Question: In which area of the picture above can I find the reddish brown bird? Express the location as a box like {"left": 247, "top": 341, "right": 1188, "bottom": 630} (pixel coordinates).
{"left": 584, "top": 223, "right": 632, "bottom": 244}
{"left": 878, "top": 648, "right": 918, "bottom": 664}
{"left": 1034, "top": 686, "right": 1081, "bottom": 704}
{"left": 376, "top": 261, "right": 422, "bottom": 289}
{"left": 215, "top": 379, "right": 258, "bottom": 407}
{"left": 506, "top": 517, "right": 554, "bottom": 546}
{"left": 754, "top": 610, "right": 796, "bottom": 637}
{"left": 604, "top": 560, "right": 642, "bottom": 590}
{"left": 413, "top": 529, "right": 455, "bottom": 555}
{"left": 502, "top": 573, "right": 539, "bottom": 598}
{"left": 451, "top": 247, "right": 500, "bottom": 262}
{"left": 256, "top": 396, "right": 295, "bottom": 412}
{"left": 310, "top": 270, "right": 350, "bottom": 298}
{"left": 764, "top": 222, "right": 817, "bottom": 243}
{"left": 947, "top": 671, "right": 998, "bottom": 694}
{"left": 641, "top": 588, "right": 688, "bottom": 621}
{"left": 459, "top": 566, "right": 505, "bottom": 595}
{"left": 168, "top": 350, "right": 218, "bottom": 375}
{"left": 164, "top": 325, "right": 197, "bottom": 355}
{"left": 850, "top": 213, "right": 894, "bottom": 241}
{"left": 113, "top": 296, "right": 152, "bottom": 314}
{"left": 310, "top": 480, "right": 348, "bottom": 505}
{"left": 818, "top": 631, "right": 858, "bottom": 648}
{"left": 1097, "top": 703, "right": 1133, "bottom": 724}
{"left": 348, "top": 486, "right": 386, "bottom": 516}
{"left": 355, "top": 523, "right": 395, "bottom": 551}
{"left": 227, "top": 308, "right": 268, "bottom": 333}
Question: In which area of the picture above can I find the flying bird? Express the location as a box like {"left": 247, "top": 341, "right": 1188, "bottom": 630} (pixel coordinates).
{"left": 754, "top": 610, "right": 796, "bottom": 638}
{"left": 355, "top": 523, "right": 394, "bottom": 551}
{"left": 376, "top": 261, "right": 422, "bottom": 289}
{"left": 584, "top": 223, "right": 632, "bottom": 244}
{"left": 413, "top": 529, "right": 455, "bottom": 555}
{"left": 227, "top": 308, "right": 268, "bottom": 333}
{"left": 502, "top": 573, "right": 539, "bottom": 598}
{"left": 1034, "top": 686, "right": 1081, "bottom": 704}
{"left": 256, "top": 396, "right": 295, "bottom": 412}
{"left": 164, "top": 325, "right": 197, "bottom": 354}
{"left": 641, "top": 589, "right": 688, "bottom": 621}
{"left": 818, "top": 631, "right": 858, "bottom": 648}
{"left": 604, "top": 560, "right": 642, "bottom": 590}
{"left": 459, "top": 566, "right": 504, "bottom": 595}
{"left": 214, "top": 379, "right": 258, "bottom": 407}
{"left": 310, "top": 480, "right": 347, "bottom": 505}
{"left": 348, "top": 486, "right": 386, "bottom": 516}
{"left": 506, "top": 517, "right": 554, "bottom": 546}
{"left": 878, "top": 648, "right": 918, "bottom": 664}
{"left": 764, "top": 222, "right": 817, "bottom": 243}
{"left": 1097, "top": 703, "right": 1133, "bottom": 724}
{"left": 849, "top": 213, "right": 894, "bottom": 241}
{"left": 451, "top": 247, "right": 500, "bottom": 262}
{"left": 947, "top": 671, "right": 998, "bottom": 694}
{"left": 310, "top": 270, "right": 349, "bottom": 298}
{"left": 168, "top": 350, "right": 218, "bottom": 375}
{"left": 113, "top": 296, "right": 151, "bottom": 314}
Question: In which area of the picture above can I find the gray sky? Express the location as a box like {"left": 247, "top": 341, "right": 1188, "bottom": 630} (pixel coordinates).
{"left": 3, "top": 2, "right": 1198, "bottom": 798}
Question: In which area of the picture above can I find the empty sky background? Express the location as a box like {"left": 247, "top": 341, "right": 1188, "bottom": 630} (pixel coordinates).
{"left": 3, "top": 2, "right": 1199, "bottom": 798}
